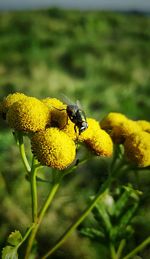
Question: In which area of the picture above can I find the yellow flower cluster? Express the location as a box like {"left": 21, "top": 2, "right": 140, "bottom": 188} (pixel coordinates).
{"left": 124, "top": 131, "right": 150, "bottom": 167}
{"left": 7, "top": 97, "right": 50, "bottom": 132}
{"left": 42, "top": 98, "right": 67, "bottom": 129}
{"left": 0, "top": 93, "right": 113, "bottom": 170}
{"left": 31, "top": 128, "right": 76, "bottom": 170}
{"left": 100, "top": 112, "right": 150, "bottom": 167}
{"left": 1, "top": 93, "right": 149, "bottom": 169}
{"left": 0, "top": 92, "right": 27, "bottom": 119}
{"left": 78, "top": 118, "right": 113, "bottom": 157}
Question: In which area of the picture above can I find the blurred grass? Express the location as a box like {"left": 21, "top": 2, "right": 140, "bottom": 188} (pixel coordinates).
{"left": 0, "top": 8, "right": 150, "bottom": 258}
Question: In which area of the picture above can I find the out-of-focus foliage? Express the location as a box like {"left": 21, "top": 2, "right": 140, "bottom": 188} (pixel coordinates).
{"left": 0, "top": 8, "right": 150, "bottom": 259}
{"left": 0, "top": 9, "right": 150, "bottom": 119}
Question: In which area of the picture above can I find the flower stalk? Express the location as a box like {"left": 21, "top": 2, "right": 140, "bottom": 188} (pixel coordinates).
{"left": 122, "top": 236, "right": 150, "bottom": 259}
{"left": 18, "top": 132, "right": 31, "bottom": 173}
{"left": 30, "top": 157, "right": 39, "bottom": 222}
{"left": 41, "top": 172, "right": 114, "bottom": 259}
{"left": 24, "top": 173, "right": 62, "bottom": 259}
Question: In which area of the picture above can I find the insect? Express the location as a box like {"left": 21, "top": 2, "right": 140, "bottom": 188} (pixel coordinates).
{"left": 62, "top": 95, "right": 88, "bottom": 135}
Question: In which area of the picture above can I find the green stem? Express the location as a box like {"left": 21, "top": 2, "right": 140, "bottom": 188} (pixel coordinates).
{"left": 30, "top": 158, "right": 39, "bottom": 222}
{"left": 24, "top": 179, "right": 61, "bottom": 259}
{"left": 17, "top": 224, "right": 35, "bottom": 250}
{"left": 110, "top": 243, "right": 117, "bottom": 259}
{"left": 41, "top": 179, "right": 111, "bottom": 259}
{"left": 122, "top": 236, "right": 150, "bottom": 259}
{"left": 41, "top": 153, "right": 125, "bottom": 259}
{"left": 116, "top": 239, "right": 126, "bottom": 259}
{"left": 18, "top": 134, "right": 31, "bottom": 173}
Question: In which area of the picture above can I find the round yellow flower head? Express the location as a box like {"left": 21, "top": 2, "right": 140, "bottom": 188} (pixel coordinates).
{"left": 124, "top": 131, "right": 150, "bottom": 167}
{"left": 78, "top": 118, "right": 101, "bottom": 142}
{"left": 110, "top": 119, "right": 142, "bottom": 144}
{"left": 31, "top": 128, "right": 76, "bottom": 170}
{"left": 0, "top": 92, "right": 27, "bottom": 118}
{"left": 7, "top": 97, "right": 50, "bottom": 132}
{"left": 62, "top": 118, "right": 77, "bottom": 141}
{"left": 100, "top": 112, "right": 128, "bottom": 131}
{"left": 42, "top": 98, "right": 67, "bottom": 129}
{"left": 137, "top": 120, "right": 150, "bottom": 133}
{"left": 85, "top": 128, "right": 113, "bottom": 157}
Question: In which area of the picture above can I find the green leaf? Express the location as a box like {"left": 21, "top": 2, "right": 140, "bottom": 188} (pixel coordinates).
{"left": 113, "top": 185, "right": 141, "bottom": 218}
{"left": 2, "top": 246, "right": 18, "bottom": 259}
{"left": 80, "top": 227, "right": 105, "bottom": 240}
{"left": 113, "top": 188, "right": 132, "bottom": 218}
{"left": 93, "top": 204, "right": 112, "bottom": 232}
{"left": 7, "top": 231, "right": 22, "bottom": 246}
{"left": 118, "top": 203, "right": 138, "bottom": 229}
{"left": 110, "top": 204, "right": 138, "bottom": 242}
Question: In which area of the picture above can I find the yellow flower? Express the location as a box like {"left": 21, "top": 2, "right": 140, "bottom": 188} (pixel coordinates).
{"left": 42, "top": 97, "right": 67, "bottom": 129}
{"left": 78, "top": 118, "right": 101, "bottom": 142}
{"left": 137, "top": 120, "right": 150, "bottom": 133}
{"left": 100, "top": 112, "right": 128, "bottom": 131}
{"left": 77, "top": 118, "right": 113, "bottom": 157}
{"left": 0, "top": 92, "right": 27, "bottom": 118}
{"left": 124, "top": 131, "right": 150, "bottom": 167}
{"left": 31, "top": 128, "right": 76, "bottom": 170}
{"left": 110, "top": 120, "right": 142, "bottom": 144}
{"left": 62, "top": 117, "right": 99, "bottom": 142}
{"left": 85, "top": 129, "right": 113, "bottom": 157}
{"left": 7, "top": 97, "right": 50, "bottom": 132}
{"left": 62, "top": 118, "right": 77, "bottom": 141}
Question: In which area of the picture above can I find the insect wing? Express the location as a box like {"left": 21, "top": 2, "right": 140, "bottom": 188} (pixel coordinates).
{"left": 76, "top": 100, "right": 83, "bottom": 110}
{"left": 61, "top": 94, "right": 75, "bottom": 106}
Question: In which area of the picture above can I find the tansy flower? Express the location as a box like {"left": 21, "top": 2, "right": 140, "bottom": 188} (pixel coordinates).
{"left": 0, "top": 92, "right": 27, "bottom": 119}
{"left": 62, "top": 118, "right": 77, "bottom": 141}
{"left": 100, "top": 112, "right": 128, "bottom": 131}
{"left": 110, "top": 120, "right": 142, "bottom": 144}
{"left": 124, "top": 131, "right": 150, "bottom": 167}
{"left": 78, "top": 118, "right": 101, "bottom": 142}
{"left": 62, "top": 118, "right": 100, "bottom": 142}
{"left": 42, "top": 97, "right": 67, "bottom": 129}
{"left": 77, "top": 118, "right": 113, "bottom": 157}
{"left": 31, "top": 128, "right": 76, "bottom": 170}
{"left": 7, "top": 97, "right": 50, "bottom": 132}
{"left": 136, "top": 120, "right": 150, "bottom": 133}
{"left": 85, "top": 129, "right": 113, "bottom": 157}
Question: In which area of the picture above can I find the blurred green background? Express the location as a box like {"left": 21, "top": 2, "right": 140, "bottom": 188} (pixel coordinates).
{"left": 0, "top": 8, "right": 150, "bottom": 258}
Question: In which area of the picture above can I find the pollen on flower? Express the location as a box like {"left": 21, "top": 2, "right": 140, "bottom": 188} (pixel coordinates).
{"left": 77, "top": 117, "right": 113, "bottom": 157}
{"left": 136, "top": 120, "right": 150, "bottom": 133}
{"left": 7, "top": 97, "right": 50, "bottom": 132}
{"left": 62, "top": 118, "right": 77, "bottom": 141}
{"left": 100, "top": 112, "right": 128, "bottom": 131}
{"left": 86, "top": 129, "right": 113, "bottom": 157}
{"left": 42, "top": 97, "right": 67, "bottom": 129}
{"left": 0, "top": 92, "right": 27, "bottom": 118}
{"left": 78, "top": 118, "right": 101, "bottom": 142}
{"left": 31, "top": 128, "right": 76, "bottom": 170}
{"left": 110, "top": 119, "right": 142, "bottom": 144}
{"left": 124, "top": 131, "right": 150, "bottom": 167}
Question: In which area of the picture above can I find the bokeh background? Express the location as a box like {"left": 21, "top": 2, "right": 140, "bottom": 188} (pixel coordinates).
{"left": 0, "top": 1, "right": 150, "bottom": 258}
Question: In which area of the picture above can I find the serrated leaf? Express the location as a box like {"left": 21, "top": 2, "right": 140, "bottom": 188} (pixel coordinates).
{"left": 119, "top": 203, "right": 138, "bottom": 228}
{"left": 113, "top": 189, "right": 132, "bottom": 218}
{"left": 7, "top": 231, "right": 22, "bottom": 246}
{"left": 93, "top": 204, "right": 112, "bottom": 232}
{"left": 2, "top": 246, "right": 18, "bottom": 259}
{"left": 80, "top": 227, "right": 105, "bottom": 239}
{"left": 110, "top": 204, "right": 138, "bottom": 242}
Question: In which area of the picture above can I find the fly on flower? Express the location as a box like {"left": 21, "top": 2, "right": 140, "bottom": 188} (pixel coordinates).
{"left": 62, "top": 95, "right": 88, "bottom": 135}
